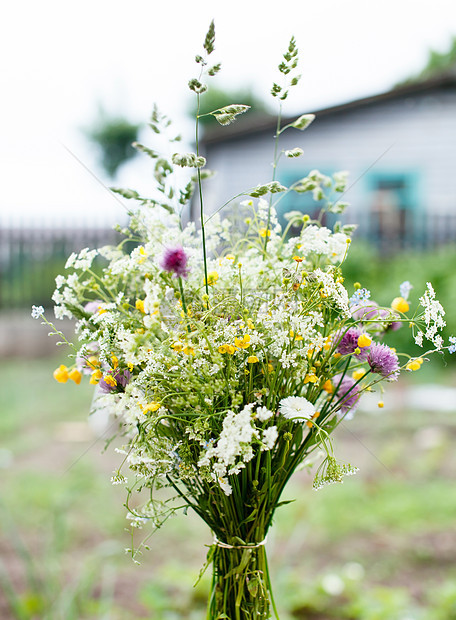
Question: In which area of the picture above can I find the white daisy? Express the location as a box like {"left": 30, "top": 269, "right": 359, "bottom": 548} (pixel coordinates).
{"left": 279, "top": 396, "right": 315, "bottom": 421}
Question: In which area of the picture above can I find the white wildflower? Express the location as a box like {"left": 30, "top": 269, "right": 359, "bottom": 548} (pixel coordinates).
{"left": 261, "top": 426, "right": 278, "bottom": 450}
{"left": 31, "top": 305, "right": 44, "bottom": 319}
{"left": 279, "top": 396, "right": 315, "bottom": 421}
{"left": 73, "top": 247, "right": 98, "bottom": 270}
{"left": 65, "top": 252, "right": 77, "bottom": 269}
{"left": 198, "top": 404, "right": 259, "bottom": 494}
{"left": 255, "top": 406, "right": 273, "bottom": 421}
{"left": 419, "top": 282, "right": 446, "bottom": 349}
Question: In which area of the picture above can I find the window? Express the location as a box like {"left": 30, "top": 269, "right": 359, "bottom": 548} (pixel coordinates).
{"left": 367, "top": 172, "right": 419, "bottom": 250}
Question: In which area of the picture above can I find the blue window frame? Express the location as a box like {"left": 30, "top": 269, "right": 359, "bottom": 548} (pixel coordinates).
{"left": 366, "top": 170, "right": 420, "bottom": 249}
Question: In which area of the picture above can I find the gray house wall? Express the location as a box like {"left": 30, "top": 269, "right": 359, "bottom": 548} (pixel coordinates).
{"left": 200, "top": 81, "right": 456, "bottom": 247}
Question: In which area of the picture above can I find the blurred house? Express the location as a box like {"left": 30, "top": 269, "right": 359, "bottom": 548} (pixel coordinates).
{"left": 199, "top": 71, "right": 456, "bottom": 251}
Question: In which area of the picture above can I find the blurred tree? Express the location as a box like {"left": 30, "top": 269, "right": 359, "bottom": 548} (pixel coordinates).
{"left": 396, "top": 35, "right": 456, "bottom": 86}
{"left": 85, "top": 110, "right": 141, "bottom": 178}
{"left": 190, "top": 85, "right": 272, "bottom": 127}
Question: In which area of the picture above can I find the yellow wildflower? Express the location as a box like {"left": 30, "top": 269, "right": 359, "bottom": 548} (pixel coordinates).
{"left": 304, "top": 373, "right": 318, "bottom": 384}
{"left": 377, "top": 401, "right": 384, "bottom": 408}
{"left": 306, "top": 411, "right": 321, "bottom": 428}
{"left": 89, "top": 369, "right": 102, "bottom": 385}
{"left": 406, "top": 359, "right": 422, "bottom": 371}
{"left": 259, "top": 228, "right": 271, "bottom": 238}
{"left": 206, "top": 271, "right": 219, "bottom": 286}
{"left": 218, "top": 345, "right": 228, "bottom": 354}
{"left": 182, "top": 345, "right": 195, "bottom": 355}
{"left": 352, "top": 369, "right": 366, "bottom": 381}
{"left": 247, "top": 318, "right": 255, "bottom": 329}
{"left": 103, "top": 375, "right": 117, "bottom": 388}
{"left": 138, "top": 246, "right": 147, "bottom": 264}
{"left": 235, "top": 334, "right": 251, "bottom": 349}
{"left": 171, "top": 342, "right": 183, "bottom": 352}
{"left": 226, "top": 345, "right": 236, "bottom": 355}
{"left": 322, "top": 379, "right": 333, "bottom": 394}
{"left": 53, "top": 365, "right": 69, "bottom": 383}
{"left": 135, "top": 299, "right": 145, "bottom": 313}
{"left": 86, "top": 355, "right": 99, "bottom": 370}
{"left": 225, "top": 254, "right": 235, "bottom": 261}
{"left": 68, "top": 368, "right": 82, "bottom": 385}
{"left": 292, "top": 256, "right": 303, "bottom": 263}
{"left": 391, "top": 297, "right": 409, "bottom": 313}
{"left": 247, "top": 355, "right": 259, "bottom": 364}
{"left": 111, "top": 355, "right": 119, "bottom": 369}
{"left": 357, "top": 333, "right": 372, "bottom": 348}
{"left": 143, "top": 402, "right": 161, "bottom": 413}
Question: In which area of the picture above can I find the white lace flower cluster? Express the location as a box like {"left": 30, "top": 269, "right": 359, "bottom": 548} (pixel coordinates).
{"left": 198, "top": 404, "right": 277, "bottom": 495}
{"left": 416, "top": 282, "right": 446, "bottom": 349}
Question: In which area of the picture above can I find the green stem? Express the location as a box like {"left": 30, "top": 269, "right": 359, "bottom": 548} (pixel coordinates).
{"left": 263, "top": 104, "right": 282, "bottom": 258}
{"left": 196, "top": 94, "right": 210, "bottom": 302}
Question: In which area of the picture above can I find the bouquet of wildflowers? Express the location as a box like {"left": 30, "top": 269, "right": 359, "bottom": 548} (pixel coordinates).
{"left": 34, "top": 22, "right": 454, "bottom": 619}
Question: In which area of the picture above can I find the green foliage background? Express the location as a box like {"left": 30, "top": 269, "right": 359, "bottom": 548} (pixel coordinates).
{"left": 342, "top": 241, "right": 456, "bottom": 360}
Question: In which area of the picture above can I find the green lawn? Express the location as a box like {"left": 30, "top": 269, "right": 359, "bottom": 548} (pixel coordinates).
{"left": 1, "top": 356, "right": 455, "bottom": 619}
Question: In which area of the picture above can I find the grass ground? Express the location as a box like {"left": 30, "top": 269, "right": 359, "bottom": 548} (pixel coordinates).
{"left": 1, "top": 356, "right": 455, "bottom": 619}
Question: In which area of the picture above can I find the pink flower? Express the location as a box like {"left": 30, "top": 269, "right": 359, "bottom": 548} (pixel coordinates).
{"left": 160, "top": 246, "right": 189, "bottom": 278}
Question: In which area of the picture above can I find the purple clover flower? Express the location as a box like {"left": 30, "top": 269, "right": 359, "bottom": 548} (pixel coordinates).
{"left": 333, "top": 373, "right": 361, "bottom": 418}
{"left": 160, "top": 246, "right": 189, "bottom": 278}
{"left": 336, "top": 327, "right": 369, "bottom": 360}
{"left": 367, "top": 343, "right": 400, "bottom": 381}
{"left": 351, "top": 301, "right": 379, "bottom": 322}
{"left": 352, "top": 301, "right": 402, "bottom": 335}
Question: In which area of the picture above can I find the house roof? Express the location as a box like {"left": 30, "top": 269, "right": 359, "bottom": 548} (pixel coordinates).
{"left": 202, "top": 70, "right": 456, "bottom": 146}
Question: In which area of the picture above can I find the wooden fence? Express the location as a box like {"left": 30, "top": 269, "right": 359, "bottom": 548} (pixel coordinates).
{"left": 0, "top": 224, "right": 121, "bottom": 310}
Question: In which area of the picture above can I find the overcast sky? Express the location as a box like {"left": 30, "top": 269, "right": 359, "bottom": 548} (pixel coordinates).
{"left": 2, "top": 0, "right": 456, "bottom": 225}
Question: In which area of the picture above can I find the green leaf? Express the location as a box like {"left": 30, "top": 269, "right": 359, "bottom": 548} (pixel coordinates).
{"left": 247, "top": 576, "right": 259, "bottom": 597}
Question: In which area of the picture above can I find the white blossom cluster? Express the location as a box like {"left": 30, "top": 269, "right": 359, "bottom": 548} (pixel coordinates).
{"left": 418, "top": 282, "right": 446, "bottom": 349}
{"left": 198, "top": 404, "right": 278, "bottom": 495}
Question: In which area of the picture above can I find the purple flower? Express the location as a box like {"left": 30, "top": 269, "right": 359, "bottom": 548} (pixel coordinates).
{"left": 367, "top": 343, "right": 400, "bottom": 381}
{"left": 99, "top": 369, "right": 131, "bottom": 393}
{"left": 336, "top": 327, "right": 369, "bottom": 360}
{"left": 352, "top": 302, "right": 403, "bottom": 335}
{"left": 160, "top": 246, "right": 189, "bottom": 278}
{"left": 333, "top": 374, "right": 361, "bottom": 417}
{"left": 351, "top": 301, "right": 379, "bottom": 322}
{"left": 84, "top": 300, "right": 103, "bottom": 314}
